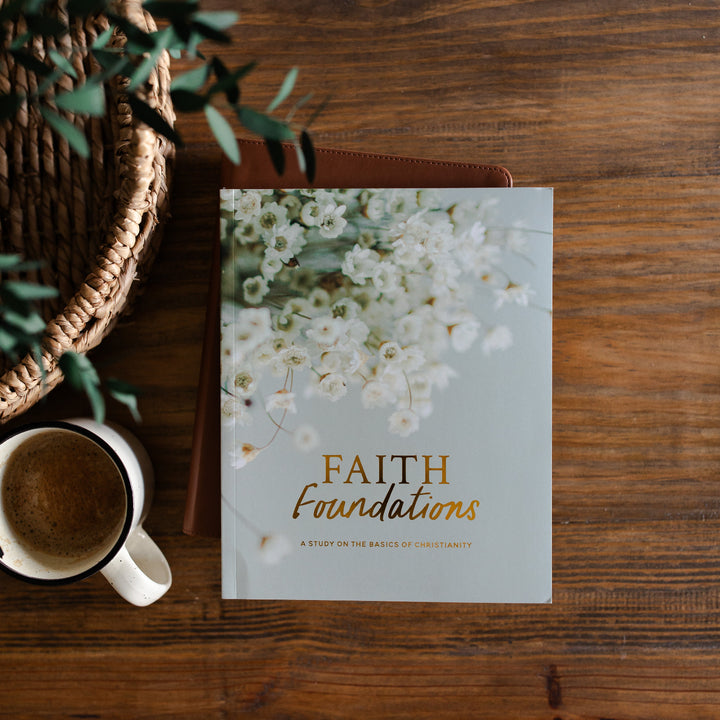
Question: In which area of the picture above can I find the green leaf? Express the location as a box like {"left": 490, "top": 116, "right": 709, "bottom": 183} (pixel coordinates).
{"left": 190, "top": 10, "right": 237, "bottom": 31}
{"left": 0, "top": 253, "right": 22, "bottom": 269}
{"left": 10, "top": 49, "right": 52, "bottom": 77}
{"left": 106, "top": 12, "right": 156, "bottom": 53}
{"left": 48, "top": 50, "right": 78, "bottom": 80}
{"left": 300, "top": 129, "right": 316, "bottom": 183}
{"left": 0, "top": 93, "right": 24, "bottom": 122}
{"left": 92, "top": 25, "right": 115, "bottom": 50}
{"left": 266, "top": 66, "right": 298, "bottom": 114}
{"left": 142, "top": 0, "right": 198, "bottom": 22}
{"left": 170, "top": 88, "right": 206, "bottom": 112}
{"left": 205, "top": 104, "right": 239, "bottom": 164}
{"left": 265, "top": 138, "right": 285, "bottom": 176}
{"left": 189, "top": 20, "right": 231, "bottom": 44}
{"left": 3, "top": 280, "right": 59, "bottom": 301}
{"left": 106, "top": 378, "right": 142, "bottom": 423}
{"left": 54, "top": 82, "right": 106, "bottom": 116}
{"left": 236, "top": 106, "right": 294, "bottom": 142}
{"left": 39, "top": 106, "right": 90, "bottom": 157}
{"left": 25, "top": 15, "right": 67, "bottom": 38}
{"left": 170, "top": 62, "right": 210, "bottom": 92}
{"left": 68, "top": 0, "right": 111, "bottom": 16}
{"left": 128, "top": 28, "right": 172, "bottom": 92}
{"left": 2, "top": 308, "right": 46, "bottom": 334}
{"left": 127, "top": 94, "right": 183, "bottom": 146}
{"left": 59, "top": 351, "right": 105, "bottom": 424}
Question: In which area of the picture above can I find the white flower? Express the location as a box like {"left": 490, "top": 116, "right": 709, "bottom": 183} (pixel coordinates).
{"left": 265, "top": 223, "right": 305, "bottom": 263}
{"left": 265, "top": 389, "right": 297, "bottom": 414}
{"left": 300, "top": 200, "right": 320, "bottom": 226}
{"left": 256, "top": 202, "right": 288, "bottom": 236}
{"left": 306, "top": 316, "right": 345, "bottom": 347}
{"left": 370, "top": 261, "right": 402, "bottom": 295}
{"left": 234, "top": 190, "right": 262, "bottom": 221}
{"left": 341, "top": 245, "right": 378, "bottom": 284}
{"left": 293, "top": 424, "right": 320, "bottom": 451}
{"left": 378, "top": 341, "right": 404, "bottom": 364}
{"left": 243, "top": 275, "right": 270, "bottom": 305}
{"left": 220, "top": 394, "right": 252, "bottom": 427}
{"left": 361, "top": 381, "right": 396, "bottom": 409}
{"left": 363, "top": 194, "right": 386, "bottom": 220}
{"left": 482, "top": 325, "right": 513, "bottom": 355}
{"left": 230, "top": 443, "right": 262, "bottom": 469}
{"left": 277, "top": 345, "right": 310, "bottom": 370}
{"left": 260, "top": 255, "right": 284, "bottom": 281}
{"left": 450, "top": 318, "right": 481, "bottom": 352}
{"left": 318, "top": 203, "right": 347, "bottom": 238}
{"left": 259, "top": 533, "right": 292, "bottom": 564}
{"left": 233, "top": 368, "right": 257, "bottom": 397}
{"left": 233, "top": 307, "right": 272, "bottom": 352}
{"left": 318, "top": 373, "right": 347, "bottom": 401}
{"left": 493, "top": 282, "right": 535, "bottom": 309}
{"left": 388, "top": 408, "right": 420, "bottom": 437}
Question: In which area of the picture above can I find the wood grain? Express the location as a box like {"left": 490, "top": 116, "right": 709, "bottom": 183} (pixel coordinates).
{"left": 2, "top": 1, "right": 720, "bottom": 717}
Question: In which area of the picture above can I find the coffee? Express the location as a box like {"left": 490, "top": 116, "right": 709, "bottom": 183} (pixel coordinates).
{"left": 1, "top": 430, "right": 127, "bottom": 561}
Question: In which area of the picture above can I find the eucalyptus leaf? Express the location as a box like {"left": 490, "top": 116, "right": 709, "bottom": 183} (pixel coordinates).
{"left": 25, "top": 15, "right": 67, "bottom": 38}
{"left": 170, "top": 62, "right": 210, "bottom": 92}
{"left": 59, "top": 351, "right": 105, "bottom": 424}
{"left": 39, "top": 106, "right": 89, "bottom": 157}
{"left": 236, "top": 106, "right": 294, "bottom": 142}
{"left": 54, "top": 82, "right": 106, "bottom": 116}
{"left": 265, "top": 138, "right": 285, "bottom": 176}
{"left": 3, "top": 280, "right": 59, "bottom": 301}
{"left": 10, "top": 48, "right": 51, "bottom": 76}
{"left": 67, "top": 0, "right": 110, "bottom": 16}
{"left": 205, "top": 104, "right": 239, "bottom": 164}
{"left": 127, "top": 94, "right": 183, "bottom": 146}
{"left": 266, "top": 66, "right": 298, "bottom": 114}
{"left": 48, "top": 49, "right": 78, "bottom": 79}
{"left": 190, "top": 10, "right": 237, "bottom": 31}
{"left": 300, "top": 129, "right": 316, "bottom": 183}
{"left": 91, "top": 24, "right": 115, "bottom": 50}
{"left": 142, "top": 0, "right": 198, "bottom": 21}
{"left": 190, "top": 20, "right": 231, "bottom": 44}
{"left": 170, "top": 88, "right": 206, "bottom": 112}
{"left": 0, "top": 92, "right": 24, "bottom": 121}
{"left": 106, "top": 378, "right": 142, "bottom": 423}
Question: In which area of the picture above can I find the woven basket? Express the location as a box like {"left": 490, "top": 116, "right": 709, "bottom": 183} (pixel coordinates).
{"left": 0, "top": 0, "right": 175, "bottom": 422}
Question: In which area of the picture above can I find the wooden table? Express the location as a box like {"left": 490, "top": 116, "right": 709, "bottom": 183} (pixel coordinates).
{"left": 2, "top": 1, "right": 719, "bottom": 717}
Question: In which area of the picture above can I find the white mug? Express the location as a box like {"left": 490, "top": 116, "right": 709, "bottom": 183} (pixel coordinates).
{"left": 0, "top": 419, "right": 171, "bottom": 606}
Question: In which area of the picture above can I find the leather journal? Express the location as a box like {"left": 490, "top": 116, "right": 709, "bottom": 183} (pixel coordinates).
{"left": 183, "top": 139, "right": 513, "bottom": 537}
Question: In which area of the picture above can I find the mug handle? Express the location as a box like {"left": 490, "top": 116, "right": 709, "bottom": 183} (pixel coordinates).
{"left": 100, "top": 526, "right": 172, "bottom": 607}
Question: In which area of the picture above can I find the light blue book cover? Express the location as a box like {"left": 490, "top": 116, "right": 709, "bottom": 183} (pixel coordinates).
{"left": 219, "top": 187, "right": 552, "bottom": 602}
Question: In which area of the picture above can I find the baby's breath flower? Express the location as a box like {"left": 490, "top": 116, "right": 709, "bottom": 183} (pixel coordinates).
{"left": 318, "top": 372, "right": 347, "bottom": 401}
{"left": 318, "top": 203, "right": 348, "bottom": 239}
{"left": 234, "top": 190, "right": 263, "bottom": 220}
{"left": 293, "top": 424, "right": 320, "bottom": 451}
{"left": 265, "top": 389, "right": 297, "bottom": 414}
{"left": 300, "top": 200, "right": 320, "bottom": 226}
{"left": 233, "top": 369, "right": 257, "bottom": 397}
{"left": 231, "top": 443, "right": 262, "bottom": 469}
{"left": 259, "top": 533, "right": 292, "bottom": 564}
{"left": 493, "top": 281, "right": 535, "bottom": 309}
{"left": 361, "top": 380, "right": 396, "bottom": 409}
{"left": 243, "top": 276, "right": 270, "bottom": 305}
{"left": 388, "top": 408, "right": 420, "bottom": 437}
{"left": 256, "top": 202, "right": 288, "bottom": 236}
{"left": 482, "top": 325, "right": 513, "bottom": 355}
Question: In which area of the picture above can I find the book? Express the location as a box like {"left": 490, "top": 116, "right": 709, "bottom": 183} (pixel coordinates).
{"left": 184, "top": 142, "right": 513, "bottom": 539}
{"left": 219, "top": 183, "right": 552, "bottom": 603}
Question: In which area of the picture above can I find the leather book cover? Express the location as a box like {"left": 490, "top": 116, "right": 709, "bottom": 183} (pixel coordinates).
{"left": 184, "top": 139, "right": 512, "bottom": 537}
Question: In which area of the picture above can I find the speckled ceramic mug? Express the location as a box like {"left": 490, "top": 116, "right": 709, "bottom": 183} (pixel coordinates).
{"left": 0, "top": 419, "right": 171, "bottom": 606}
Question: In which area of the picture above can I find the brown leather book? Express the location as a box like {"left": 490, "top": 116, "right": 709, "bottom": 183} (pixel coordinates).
{"left": 183, "top": 139, "right": 512, "bottom": 537}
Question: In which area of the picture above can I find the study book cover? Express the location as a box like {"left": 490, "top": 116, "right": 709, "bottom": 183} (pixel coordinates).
{"left": 219, "top": 186, "right": 552, "bottom": 603}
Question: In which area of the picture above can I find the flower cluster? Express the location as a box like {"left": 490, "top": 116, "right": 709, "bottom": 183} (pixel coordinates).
{"left": 220, "top": 188, "right": 534, "bottom": 450}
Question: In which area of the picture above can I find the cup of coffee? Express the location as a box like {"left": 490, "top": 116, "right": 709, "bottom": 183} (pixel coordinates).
{"left": 0, "top": 419, "right": 171, "bottom": 606}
